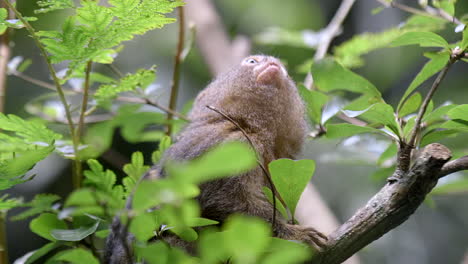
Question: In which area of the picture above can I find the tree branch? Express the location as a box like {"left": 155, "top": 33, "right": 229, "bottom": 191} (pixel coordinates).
{"left": 376, "top": 0, "right": 463, "bottom": 26}
{"left": 304, "top": 0, "right": 356, "bottom": 88}
{"left": 439, "top": 155, "right": 468, "bottom": 178}
{"left": 167, "top": 6, "right": 185, "bottom": 136}
{"left": 0, "top": 1, "right": 13, "bottom": 113}
{"left": 314, "top": 143, "right": 452, "bottom": 264}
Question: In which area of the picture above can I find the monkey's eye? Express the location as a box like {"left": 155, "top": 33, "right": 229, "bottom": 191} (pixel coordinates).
{"left": 245, "top": 58, "right": 258, "bottom": 64}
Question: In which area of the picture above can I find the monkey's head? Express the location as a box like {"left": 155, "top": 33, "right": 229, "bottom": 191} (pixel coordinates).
{"left": 239, "top": 55, "right": 291, "bottom": 88}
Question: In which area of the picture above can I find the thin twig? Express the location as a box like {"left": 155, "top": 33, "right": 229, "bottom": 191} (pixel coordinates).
{"left": 10, "top": 70, "right": 190, "bottom": 122}
{"left": 0, "top": 1, "right": 13, "bottom": 113}
{"left": 376, "top": 0, "right": 463, "bottom": 26}
{"left": 408, "top": 59, "right": 454, "bottom": 148}
{"left": 73, "top": 61, "right": 93, "bottom": 188}
{"left": 206, "top": 105, "right": 294, "bottom": 227}
{"left": 10, "top": 70, "right": 57, "bottom": 90}
{"left": 117, "top": 96, "right": 189, "bottom": 121}
{"left": 0, "top": 213, "right": 7, "bottom": 264}
{"left": 3, "top": 0, "right": 79, "bottom": 167}
{"left": 305, "top": 0, "right": 356, "bottom": 88}
{"left": 167, "top": 6, "right": 185, "bottom": 136}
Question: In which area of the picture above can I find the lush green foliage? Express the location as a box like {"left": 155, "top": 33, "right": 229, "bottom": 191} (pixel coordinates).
{"left": 0, "top": 0, "right": 467, "bottom": 263}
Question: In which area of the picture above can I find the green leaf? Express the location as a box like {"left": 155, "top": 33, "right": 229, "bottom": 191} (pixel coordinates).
{"left": 362, "top": 103, "right": 400, "bottom": 136}
{"left": 130, "top": 213, "right": 159, "bottom": 242}
{"left": 30, "top": 213, "right": 67, "bottom": 241}
{"left": 398, "top": 52, "right": 450, "bottom": 110}
{"left": 0, "top": 145, "right": 54, "bottom": 180}
{"left": 261, "top": 238, "right": 312, "bottom": 264}
{"left": 254, "top": 28, "right": 316, "bottom": 49}
{"left": 440, "top": 120, "right": 468, "bottom": 131}
{"left": 169, "top": 142, "right": 257, "bottom": 184}
{"left": 432, "top": 178, "right": 468, "bottom": 195}
{"left": 433, "top": 0, "right": 455, "bottom": 16}
{"left": 298, "top": 85, "right": 328, "bottom": 124}
{"left": 136, "top": 242, "right": 196, "bottom": 264}
{"left": 262, "top": 187, "right": 288, "bottom": 220}
{"left": 20, "top": 242, "right": 63, "bottom": 264}
{"left": 390, "top": 31, "right": 449, "bottom": 48}
{"left": 423, "top": 104, "right": 456, "bottom": 123}
{"left": 37, "top": 0, "right": 183, "bottom": 78}
{"left": 334, "top": 28, "right": 405, "bottom": 68}
{"left": 187, "top": 217, "right": 219, "bottom": 227}
{"left": 76, "top": 0, "right": 113, "bottom": 34}
{"left": 52, "top": 248, "right": 99, "bottom": 264}
{"left": 446, "top": 104, "right": 468, "bottom": 121}
{"left": 35, "top": 0, "right": 74, "bottom": 13}
{"left": 311, "top": 58, "right": 381, "bottom": 97}
{"left": 421, "top": 129, "right": 460, "bottom": 146}
{"left": 0, "top": 195, "right": 22, "bottom": 213}
{"left": 223, "top": 215, "right": 271, "bottom": 264}
{"left": 12, "top": 194, "right": 60, "bottom": 220}
{"left": 398, "top": 92, "right": 422, "bottom": 117}
{"left": 325, "top": 123, "right": 382, "bottom": 139}
{"left": 84, "top": 159, "right": 117, "bottom": 192}
{"left": 268, "top": 159, "right": 315, "bottom": 217}
{"left": 343, "top": 103, "right": 400, "bottom": 137}
{"left": 0, "top": 113, "right": 61, "bottom": 144}
{"left": 123, "top": 152, "right": 150, "bottom": 180}
{"left": 94, "top": 67, "right": 156, "bottom": 107}
{"left": 51, "top": 220, "right": 100, "bottom": 241}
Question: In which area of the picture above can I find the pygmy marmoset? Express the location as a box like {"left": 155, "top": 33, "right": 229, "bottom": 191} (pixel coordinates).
{"left": 105, "top": 55, "right": 326, "bottom": 263}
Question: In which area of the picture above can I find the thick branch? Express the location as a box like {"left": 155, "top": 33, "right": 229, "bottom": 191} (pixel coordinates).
{"left": 315, "top": 143, "right": 452, "bottom": 264}
{"left": 439, "top": 156, "right": 468, "bottom": 178}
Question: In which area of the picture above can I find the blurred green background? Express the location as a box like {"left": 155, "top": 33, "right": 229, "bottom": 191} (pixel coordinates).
{"left": 3, "top": 0, "right": 468, "bottom": 263}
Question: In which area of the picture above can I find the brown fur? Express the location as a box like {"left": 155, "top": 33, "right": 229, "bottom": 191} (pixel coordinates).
{"left": 105, "top": 55, "right": 325, "bottom": 263}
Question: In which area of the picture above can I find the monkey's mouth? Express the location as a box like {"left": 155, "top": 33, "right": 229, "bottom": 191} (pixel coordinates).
{"left": 255, "top": 63, "right": 284, "bottom": 86}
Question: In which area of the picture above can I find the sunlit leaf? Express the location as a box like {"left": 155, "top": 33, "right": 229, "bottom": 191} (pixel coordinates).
{"left": 30, "top": 213, "right": 67, "bottom": 241}
{"left": 52, "top": 248, "right": 99, "bottom": 264}
{"left": 398, "top": 92, "right": 422, "bottom": 117}
{"left": 325, "top": 123, "right": 381, "bottom": 139}
{"left": 168, "top": 142, "right": 257, "bottom": 184}
{"left": 298, "top": 84, "right": 328, "bottom": 124}
{"left": 397, "top": 52, "right": 449, "bottom": 111}
{"left": 311, "top": 58, "right": 381, "bottom": 97}
{"left": 268, "top": 159, "right": 315, "bottom": 217}
{"left": 390, "top": 31, "right": 449, "bottom": 48}
{"left": 51, "top": 220, "right": 100, "bottom": 241}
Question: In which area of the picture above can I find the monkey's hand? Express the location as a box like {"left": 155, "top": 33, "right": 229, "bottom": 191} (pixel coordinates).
{"left": 277, "top": 223, "right": 328, "bottom": 250}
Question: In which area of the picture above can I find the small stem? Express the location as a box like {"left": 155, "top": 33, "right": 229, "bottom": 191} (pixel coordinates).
{"left": 377, "top": 0, "right": 463, "bottom": 26}
{"left": 11, "top": 70, "right": 57, "bottom": 90}
{"left": 0, "top": 213, "right": 7, "bottom": 264}
{"left": 166, "top": 6, "right": 185, "bottom": 135}
{"left": 3, "top": 0, "right": 79, "bottom": 161}
{"left": 73, "top": 61, "right": 92, "bottom": 188}
{"left": 407, "top": 59, "right": 454, "bottom": 148}
{"left": 117, "top": 96, "right": 190, "bottom": 121}
{"left": 0, "top": 1, "right": 13, "bottom": 113}
{"left": 10, "top": 71, "right": 190, "bottom": 122}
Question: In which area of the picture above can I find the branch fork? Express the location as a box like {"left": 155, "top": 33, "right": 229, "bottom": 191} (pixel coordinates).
{"left": 315, "top": 143, "right": 453, "bottom": 264}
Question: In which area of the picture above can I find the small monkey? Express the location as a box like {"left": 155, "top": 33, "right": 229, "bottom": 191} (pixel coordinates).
{"left": 105, "top": 55, "right": 326, "bottom": 263}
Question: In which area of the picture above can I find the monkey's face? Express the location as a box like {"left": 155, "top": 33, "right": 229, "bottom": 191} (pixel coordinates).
{"left": 241, "top": 55, "right": 289, "bottom": 88}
